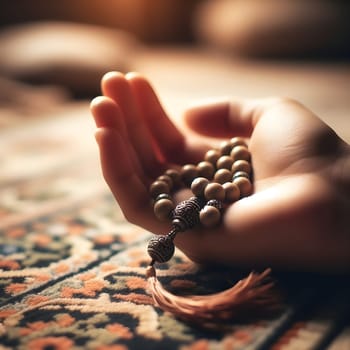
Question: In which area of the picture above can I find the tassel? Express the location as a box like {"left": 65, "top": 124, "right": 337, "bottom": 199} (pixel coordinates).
{"left": 146, "top": 265, "right": 280, "bottom": 327}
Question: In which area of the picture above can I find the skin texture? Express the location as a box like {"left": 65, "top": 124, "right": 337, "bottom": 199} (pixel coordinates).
{"left": 91, "top": 71, "right": 350, "bottom": 273}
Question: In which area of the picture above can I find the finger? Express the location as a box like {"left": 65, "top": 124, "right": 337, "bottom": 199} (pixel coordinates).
{"left": 127, "top": 72, "right": 204, "bottom": 164}
{"left": 90, "top": 96, "right": 127, "bottom": 133}
{"left": 184, "top": 98, "right": 252, "bottom": 138}
{"left": 182, "top": 175, "right": 344, "bottom": 270}
{"left": 183, "top": 97, "right": 306, "bottom": 138}
{"left": 90, "top": 96, "right": 146, "bottom": 184}
{"left": 95, "top": 127, "right": 169, "bottom": 233}
{"left": 101, "top": 71, "right": 164, "bottom": 177}
{"left": 223, "top": 175, "right": 346, "bottom": 269}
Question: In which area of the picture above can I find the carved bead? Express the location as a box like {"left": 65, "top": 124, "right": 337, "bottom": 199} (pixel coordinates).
{"left": 172, "top": 197, "right": 204, "bottom": 231}
{"left": 147, "top": 235, "right": 175, "bottom": 263}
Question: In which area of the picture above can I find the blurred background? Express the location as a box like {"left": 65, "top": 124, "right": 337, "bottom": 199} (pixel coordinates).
{"left": 0, "top": 0, "right": 349, "bottom": 135}
{"left": 1, "top": 3, "right": 350, "bottom": 348}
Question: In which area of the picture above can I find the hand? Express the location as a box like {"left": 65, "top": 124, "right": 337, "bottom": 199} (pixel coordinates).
{"left": 91, "top": 72, "right": 350, "bottom": 273}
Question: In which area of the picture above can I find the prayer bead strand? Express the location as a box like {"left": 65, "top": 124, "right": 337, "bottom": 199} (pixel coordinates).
{"left": 145, "top": 137, "right": 278, "bottom": 327}
{"left": 148, "top": 137, "right": 253, "bottom": 264}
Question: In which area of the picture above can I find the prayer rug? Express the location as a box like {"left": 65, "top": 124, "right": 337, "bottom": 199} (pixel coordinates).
{"left": 0, "top": 104, "right": 349, "bottom": 349}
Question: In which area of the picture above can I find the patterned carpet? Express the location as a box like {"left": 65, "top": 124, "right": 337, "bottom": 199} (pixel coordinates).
{"left": 0, "top": 102, "right": 349, "bottom": 350}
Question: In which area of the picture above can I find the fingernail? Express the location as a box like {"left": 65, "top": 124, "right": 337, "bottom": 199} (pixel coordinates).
{"left": 94, "top": 129, "right": 103, "bottom": 145}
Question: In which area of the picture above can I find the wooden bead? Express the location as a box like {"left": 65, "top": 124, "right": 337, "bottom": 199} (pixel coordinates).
{"left": 214, "top": 168, "right": 232, "bottom": 184}
{"left": 219, "top": 140, "right": 233, "bottom": 155}
{"left": 147, "top": 235, "right": 175, "bottom": 263}
{"left": 181, "top": 164, "right": 198, "bottom": 185}
{"left": 165, "top": 169, "right": 181, "bottom": 187}
{"left": 204, "top": 149, "right": 221, "bottom": 165}
{"left": 157, "top": 175, "right": 173, "bottom": 190}
{"left": 230, "top": 137, "right": 247, "bottom": 148}
{"left": 233, "top": 177, "right": 252, "bottom": 197}
{"left": 191, "top": 177, "right": 209, "bottom": 196}
{"left": 197, "top": 161, "right": 215, "bottom": 179}
{"left": 155, "top": 193, "right": 172, "bottom": 202}
{"left": 200, "top": 205, "right": 221, "bottom": 228}
{"left": 206, "top": 199, "right": 223, "bottom": 210}
{"left": 150, "top": 180, "right": 169, "bottom": 198}
{"left": 232, "top": 171, "right": 250, "bottom": 180}
{"left": 230, "top": 145, "right": 251, "bottom": 161}
{"left": 216, "top": 155, "right": 234, "bottom": 170}
{"left": 172, "top": 197, "right": 203, "bottom": 231}
{"left": 231, "top": 159, "right": 252, "bottom": 174}
{"left": 204, "top": 183, "right": 225, "bottom": 201}
{"left": 223, "top": 182, "right": 240, "bottom": 202}
{"left": 154, "top": 198, "right": 174, "bottom": 221}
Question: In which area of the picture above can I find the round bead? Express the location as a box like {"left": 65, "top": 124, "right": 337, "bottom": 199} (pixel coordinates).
{"left": 214, "top": 168, "right": 232, "bottom": 184}
{"left": 231, "top": 159, "right": 252, "bottom": 174}
{"left": 204, "top": 183, "right": 225, "bottom": 201}
{"left": 206, "top": 199, "right": 223, "bottom": 210}
{"left": 216, "top": 155, "right": 234, "bottom": 170}
{"left": 223, "top": 182, "right": 240, "bottom": 203}
{"left": 232, "top": 171, "right": 250, "bottom": 181}
{"left": 197, "top": 161, "right": 215, "bottom": 179}
{"left": 157, "top": 175, "right": 173, "bottom": 189}
{"left": 219, "top": 140, "right": 233, "bottom": 155}
{"left": 180, "top": 164, "right": 198, "bottom": 186}
{"left": 165, "top": 169, "right": 181, "bottom": 187}
{"left": 204, "top": 149, "right": 221, "bottom": 165}
{"left": 191, "top": 177, "right": 209, "bottom": 197}
{"left": 155, "top": 193, "right": 172, "bottom": 202}
{"left": 233, "top": 177, "right": 253, "bottom": 197}
{"left": 147, "top": 235, "right": 175, "bottom": 263}
{"left": 154, "top": 198, "right": 174, "bottom": 221}
{"left": 230, "top": 145, "right": 251, "bottom": 161}
{"left": 150, "top": 180, "right": 170, "bottom": 199}
{"left": 230, "top": 137, "right": 247, "bottom": 148}
{"left": 200, "top": 205, "right": 221, "bottom": 228}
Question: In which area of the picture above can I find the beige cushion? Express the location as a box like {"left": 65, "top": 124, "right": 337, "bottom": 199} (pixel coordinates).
{"left": 0, "top": 21, "right": 140, "bottom": 97}
{"left": 194, "top": 0, "right": 350, "bottom": 57}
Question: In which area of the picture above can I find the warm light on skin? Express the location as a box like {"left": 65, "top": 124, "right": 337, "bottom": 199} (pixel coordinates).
{"left": 92, "top": 71, "right": 350, "bottom": 273}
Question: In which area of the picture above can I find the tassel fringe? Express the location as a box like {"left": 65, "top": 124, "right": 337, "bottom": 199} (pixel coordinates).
{"left": 146, "top": 265, "right": 280, "bottom": 327}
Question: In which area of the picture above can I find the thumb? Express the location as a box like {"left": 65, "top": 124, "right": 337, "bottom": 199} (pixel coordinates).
{"left": 183, "top": 98, "right": 254, "bottom": 138}
{"left": 183, "top": 97, "right": 303, "bottom": 139}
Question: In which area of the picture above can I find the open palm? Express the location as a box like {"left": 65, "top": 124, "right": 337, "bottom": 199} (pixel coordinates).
{"left": 91, "top": 72, "right": 350, "bottom": 273}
